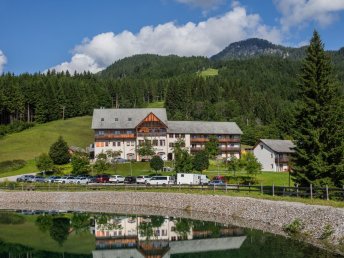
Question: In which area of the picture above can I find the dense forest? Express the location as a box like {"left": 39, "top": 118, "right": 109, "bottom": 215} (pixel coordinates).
{"left": 1, "top": 39, "right": 344, "bottom": 145}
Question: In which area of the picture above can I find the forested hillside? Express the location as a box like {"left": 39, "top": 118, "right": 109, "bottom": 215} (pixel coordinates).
{"left": 1, "top": 39, "right": 343, "bottom": 145}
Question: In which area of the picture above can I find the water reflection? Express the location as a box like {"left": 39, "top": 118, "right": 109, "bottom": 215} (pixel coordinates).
{"left": 92, "top": 215, "right": 245, "bottom": 258}
{"left": 0, "top": 210, "right": 341, "bottom": 258}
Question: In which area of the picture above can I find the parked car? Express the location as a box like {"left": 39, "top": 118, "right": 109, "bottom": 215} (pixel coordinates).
{"left": 147, "top": 176, "right": 174, "bottom": 186}
{"left": 74, "top": 177, "right": 90, "bottom": 184}
{"left": 208, "top": 180, "right": 226, "bottom": 186}
{"left": 213, "top": 175, "right": 226, "bottom": 182}
{"left": 109, "top": 175, "right": 125, "bottom": 183}
{"left": 45, "top": 176, "right": 61, "bottom": 183}
{"left": 55, "top": 176, "right": 75, "bottom": 184}
{"left": 16, "top": 175, "right": 35, "bottom": 182}
{"left": 111, "top": 158, "right": 128, "bottom": 163}
{"left": 31, "top": 176, "right": 45, "bottom": 183}
{"left": 136, "top": 175, "right": 151, "bottom": 184}
{"left": 124, "top": 176, "right": 136, "bottom": 184}
{"left": 96, "top": 174, "right": 110, "bottom": 183}
{"left": 88, "top": 176, "right": 97, "bottom": 183}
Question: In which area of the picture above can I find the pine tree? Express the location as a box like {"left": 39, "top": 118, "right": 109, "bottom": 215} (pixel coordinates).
{"left": 292, "top": 31, "right": 344, "bottom": 187}
{"left": 49, "top": 136, "right": 71, "bottom": 165}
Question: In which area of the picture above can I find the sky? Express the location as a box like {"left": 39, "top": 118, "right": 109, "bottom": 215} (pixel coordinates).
{"left": 1, "top": 0, "right": 344, "bottom": 74}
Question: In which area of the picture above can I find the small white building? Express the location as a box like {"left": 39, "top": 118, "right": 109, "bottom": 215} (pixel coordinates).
{"left": 253, "top": 139, "right": 295, "bottom": 172}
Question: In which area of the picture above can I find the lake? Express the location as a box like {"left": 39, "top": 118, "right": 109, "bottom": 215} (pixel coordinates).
{"left": 0, "top": 210, "right": 341, "bottom": 258}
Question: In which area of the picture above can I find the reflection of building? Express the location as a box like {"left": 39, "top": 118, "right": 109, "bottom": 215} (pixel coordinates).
{"left": 92, "top": 108, "right": 243, "bottom": 161}
{"left": 92, "top": 215, "right": 246, "bottom": 258}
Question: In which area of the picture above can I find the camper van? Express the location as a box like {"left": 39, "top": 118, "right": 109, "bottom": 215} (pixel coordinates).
{"left": 147, "top": 176, "right": 174, "bottom": 185}
{"left": 176, "top": 173, "right": 209, "bottom": 185}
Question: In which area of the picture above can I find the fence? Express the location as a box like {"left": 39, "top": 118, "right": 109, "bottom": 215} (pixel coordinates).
{"left": 0, "top": 182, "right": 343, "bottom": 201}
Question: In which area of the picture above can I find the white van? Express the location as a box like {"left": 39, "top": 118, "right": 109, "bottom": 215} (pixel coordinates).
{"left": 147, "top": 176, "right": 174, "bottom": 185}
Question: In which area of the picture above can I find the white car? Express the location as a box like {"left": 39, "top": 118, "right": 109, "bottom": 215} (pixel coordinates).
{"left": 109, "top": 175, "right": 125, "bottom": 183}
{"left": 136, "top": 175, "right": 151, "bottom": 184}
{"left": 73, "top": 177, "right": 90, "bottom": 184}
{"left": 55, "top": 176, "right": 75, "bottom": 184}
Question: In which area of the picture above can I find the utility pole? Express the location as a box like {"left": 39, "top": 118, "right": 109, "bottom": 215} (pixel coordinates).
{"left": 61, "top": 105, "right": 65, "bottom": 120}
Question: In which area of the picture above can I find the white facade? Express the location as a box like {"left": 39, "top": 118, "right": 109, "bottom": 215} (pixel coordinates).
{"left": 253, "top": 140, "right": 293, "bottom": 172}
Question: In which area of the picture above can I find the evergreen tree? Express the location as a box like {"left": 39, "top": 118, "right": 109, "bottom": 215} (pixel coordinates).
{"left": 35, "top": 153, "right": 54, "bottom": 172}
{"left": 292, "top": 31, "right": 344, "bottom": 187}
{"left": 49, "top": 136, "right": 70, "bottom": 165}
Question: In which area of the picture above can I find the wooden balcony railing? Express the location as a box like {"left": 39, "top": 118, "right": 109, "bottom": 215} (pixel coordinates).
{"left": 275, "top": 157, "right": 290, "bottom": 163}
{"left": 190, "top": 138, "right": 240, "bottom": 143}
{"left": 190, "top": 146, "right": 240, "bottom": 152}
{"left": 95, "top": 134, "right": 136, "bottom": 140}
{"left": 137, "top": 132, "right": 167, "bottom": 137}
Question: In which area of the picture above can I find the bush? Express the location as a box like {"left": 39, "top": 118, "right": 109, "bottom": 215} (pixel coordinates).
{"left": 0, "top": 213, "right": 25, "bottom": 224}
{"left": 49, "top": 136, "right": 70, "bottom": 165}
{"left": 0, "top": 160, "right": 27, "bottom": 173}
{"left": 0, "top": 121, "right": 35, "bottom": 137}
{"left": 282, "top": 219, "right": 304, "bottom": 236}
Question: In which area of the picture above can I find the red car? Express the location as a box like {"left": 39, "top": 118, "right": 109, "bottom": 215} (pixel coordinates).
{"left": 95, "top": 174, "right": 110, "bottom": 183}
{"left": 213, "top": 175, "right": 226, "bottom": 182}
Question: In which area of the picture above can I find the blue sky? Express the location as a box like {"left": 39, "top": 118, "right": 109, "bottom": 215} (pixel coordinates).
{"left": 1, "top": 0, "right": 344, "bottom": 74}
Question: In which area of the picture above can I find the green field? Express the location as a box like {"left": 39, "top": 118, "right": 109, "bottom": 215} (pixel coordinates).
{"left": 198, "top": 68, "right": 219, "bottom": 77}
{"left": 0, "top": 215, "right": 95, "bottom": 254}
{"left": 0, "top": 116, "right": 93, "bottom": 162}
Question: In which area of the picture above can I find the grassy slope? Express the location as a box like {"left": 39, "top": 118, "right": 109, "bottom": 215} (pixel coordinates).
{"left": 198, "top": 68, "right": 218, "bottom": 77}
{"left": 144, "top": 101, "right": 165, "bottom": 108}
{"left": 0, "top": 116, "right": 93, "bottom": 162}
{"left": 0, "top": 215, "right": 94, "bottom": 254}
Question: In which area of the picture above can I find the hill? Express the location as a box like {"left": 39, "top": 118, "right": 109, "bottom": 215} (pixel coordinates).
{"left": 211, "top": 38, "right": 306, "bottom": 61}
{"left": 0, "top": 116, "right": 93, "bottom": 162}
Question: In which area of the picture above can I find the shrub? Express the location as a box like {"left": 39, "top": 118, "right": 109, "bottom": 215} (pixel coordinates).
{"left": 0, "top": 213, "right": 25, "bottom": 224}
{"left": 0, "top": 160, "right": 27, "bottom": 173}
{"left": 282, "top": 219, "right": 304, "bottom": 236}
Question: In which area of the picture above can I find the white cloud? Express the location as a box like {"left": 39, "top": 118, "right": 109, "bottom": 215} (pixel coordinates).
{"left": 274, "top": 0, "right": 344, "bottom": 31}
{"left": 0, "top": 50, "right": 7, "bottom": 74}
{"left": 49, "top": 2, "right": 282, "bottom": 73}
{"left": 175, "top": 0, "right": 225, "bottom": 9}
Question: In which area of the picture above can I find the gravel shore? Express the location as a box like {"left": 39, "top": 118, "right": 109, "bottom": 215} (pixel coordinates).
{"left": 0, "top": 191, "right": 343, "bottom": 252}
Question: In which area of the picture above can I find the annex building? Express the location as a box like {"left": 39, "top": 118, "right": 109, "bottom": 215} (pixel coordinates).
{"left": 91, "top": 108, "right": 242, "bottom": 161}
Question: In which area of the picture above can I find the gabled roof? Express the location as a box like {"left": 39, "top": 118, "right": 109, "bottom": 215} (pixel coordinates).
{"left": 259, "top": 139, "right": 295, "bottom": 153}
{"left": 167, "top": 121, "right": 243, "bottom": 135}
{"left": 92, "top": 108, "right": 168, "bottom": 129}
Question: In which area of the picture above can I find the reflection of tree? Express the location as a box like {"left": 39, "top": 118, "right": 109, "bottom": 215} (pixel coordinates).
{"left": 175, "top": 218, "right": 192, "bottom": 239}
{"left": 139, "top": 221, "right": 153, "bottom": 242}
{"left": 35, "top": 215, "right": 53, "bottom": 233}
{"left": 95, "top": 214, "right": 123, "bottom": 231}
{"left": 192, "top": 221, "right": 221, "bottom": 238}
{"left": 71, "top": 213, "right": 90, "bottom": 234}
{"left": 49, "top": 217, "right": 70, "bottom": 246}
{"left": 150, "top": 216, "right": 165, "bottom": 228}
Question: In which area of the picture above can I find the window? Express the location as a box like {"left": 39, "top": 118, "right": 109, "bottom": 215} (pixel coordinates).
{"left": 115, "top": 130, "right": 120, "bottom": 135}
{"left": 117, "top": 142, "right": 121, "bottom": 147}
{"left": 153, "top": 140, "right": 158, "bottom": 146}
{"left": 271, "top": 164, "right": 274, "bottom": 169}
{"left": 105, "top": 142, "right": 109, "bottom": 147}
{"left": 171, "top": 226, "right": 176, "bottom": 232}
{"left": 97, "top": 130, "right": 105, "bottom": 135}
{"left": 128, "top": 118, "right": 132, "bottom": 121}
{"left": 131, "top": 141, "right": 135, "bottom": 146}
{"left": 169, "top": 143, "right": 174, "bottom": 148}
{"left": 181, "top": 134, "right": 185, "bottom": 138}
{"left": 260, "top": 144, "right": 264, "bottom": 150}
{"left": 181, "top": 174, "right": 184, "bottom": 177}
{"left": 112, "top": 142, "right": 116, "bottom": 147}
{"left": 127, "top": 130, "right": 133, "bottom": 134}
{"left": 115, "top": 118, "right": 118, "bottom": 121}
{"left": 139, "top": 140, "right": 144, "bottom": 146}
{"left": 271, "top": 153, "right": 274, "bottom": 158}
{"left": 160, "top": 140, "right": 165, "bottom": 146}
{"left": 169, "top": 133, "right": 174, "bottom": 138}
{"left": 127, "top": 141, "right": 130, "bottom": 146}
{"left": 101, "top": 118, "right": 104, "bottom": 122}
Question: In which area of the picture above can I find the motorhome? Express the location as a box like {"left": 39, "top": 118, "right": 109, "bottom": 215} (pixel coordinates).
{"left": 176, "top": 173, "right": 209, "bottom": 185}
{"left": 147, "top": 176, "right": 174, "bottom": 185}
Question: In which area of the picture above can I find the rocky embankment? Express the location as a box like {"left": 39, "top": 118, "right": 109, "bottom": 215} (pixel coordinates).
{"left": 0, "top": 191, "right": 343, "bottom": 252}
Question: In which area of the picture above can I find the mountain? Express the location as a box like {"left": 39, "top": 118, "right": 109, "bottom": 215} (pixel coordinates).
{"left": 211, "top": 38, "right": 307, "bottom": 61}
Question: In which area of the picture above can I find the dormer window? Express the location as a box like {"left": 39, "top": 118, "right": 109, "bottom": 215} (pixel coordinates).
{"left": 101, "top": 118, "right": 104, "bottom": 122}
{"left": 128, "top": 118, "right": 132, "bottom": 121}
{"left": 115, "top": 118, "right": 118, "bottom": 121}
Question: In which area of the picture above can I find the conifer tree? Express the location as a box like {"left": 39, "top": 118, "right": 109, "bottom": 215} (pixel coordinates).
{"left": 49, "top": 136, "right": 71, "bottom": 165}
{"left": 292, "top": 31, "right": 344, "bottom": 187}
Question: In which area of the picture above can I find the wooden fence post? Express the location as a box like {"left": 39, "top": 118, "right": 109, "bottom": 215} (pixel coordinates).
{"left": 260, "top": 183, "right": 263, "bottom": 195}
{"left": 272, "top": 184, "right": 275, "bottom": 196}
{"left": 310, "top": 184, "right": 313, "bottom": 199}
{"left": 326, "top": 185, "right": 329, "bottom": 201}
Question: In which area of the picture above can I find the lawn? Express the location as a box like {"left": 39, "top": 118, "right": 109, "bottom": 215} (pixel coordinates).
{"left": 0, "top": 215, "right": 95, "bottom": 254}
{"left": 198, "top": 68, "right": 219, "bottom": 77}
{"left": 0, "top": 116, "right": 93, "bottom": 162}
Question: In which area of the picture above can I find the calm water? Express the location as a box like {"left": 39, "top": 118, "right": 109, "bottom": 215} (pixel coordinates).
{"left": 0, "top": 210, "right": 341, "bottom": 258}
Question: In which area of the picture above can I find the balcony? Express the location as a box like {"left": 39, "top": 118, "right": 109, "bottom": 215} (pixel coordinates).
{"left": 190, "top": 138, "right": 240, "bottom": 143}
{"left": 95, "top": 134, "right": 136, "bottom": 140}
{"left": 275, "top": 156, "right": 290, "bottom": 163}
{"left": 137, "top": 132, "right": 167, "bottom": 137}
{"left": 190, "top": 147, "right": 204, "bottom": 152}
{"left": 219, "top": 147, "right": 241, "bottom": 152}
